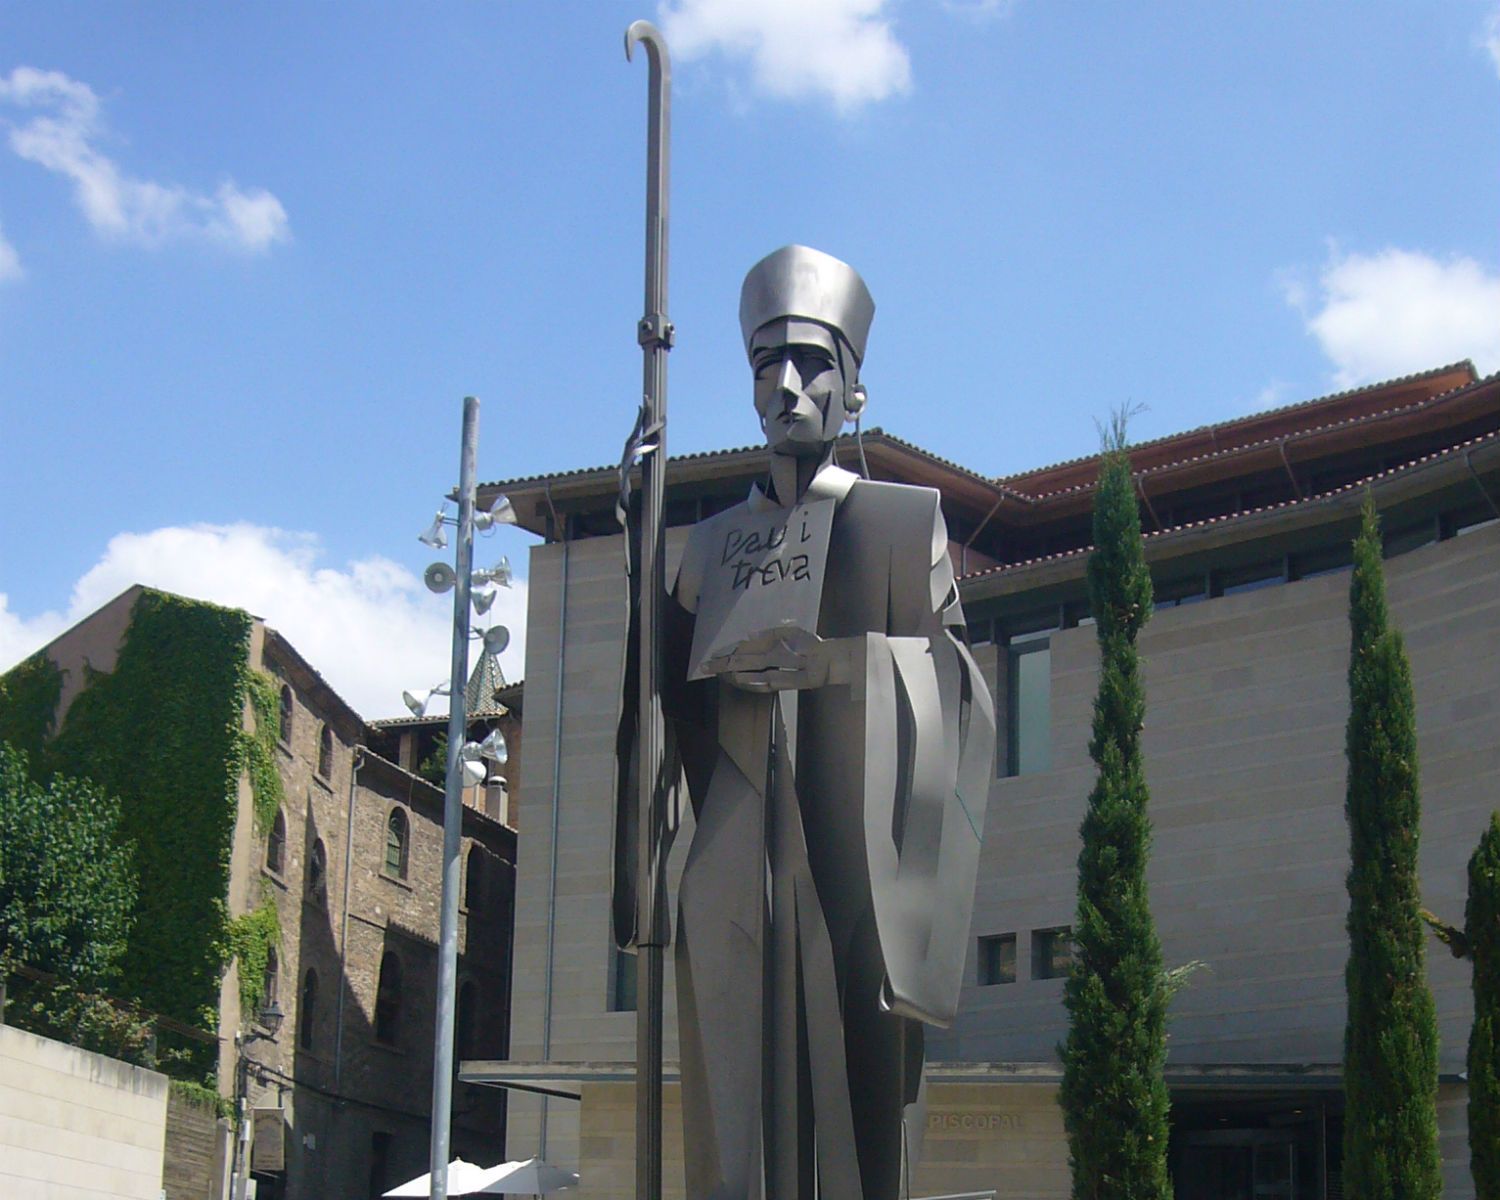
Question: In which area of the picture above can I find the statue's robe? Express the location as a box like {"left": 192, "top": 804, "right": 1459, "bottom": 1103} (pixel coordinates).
{"left": 615, "top": 462, "right": 995, "bottom": 1200}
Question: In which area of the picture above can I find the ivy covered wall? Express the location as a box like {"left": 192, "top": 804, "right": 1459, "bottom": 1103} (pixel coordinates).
{"left": 0, "top": 587, "right": 281, "bottom": 1082}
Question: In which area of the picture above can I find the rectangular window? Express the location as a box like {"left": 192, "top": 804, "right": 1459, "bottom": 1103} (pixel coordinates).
{"left": 1384, "top": 520, "right": 1438, "bottom": 558}
{"left": 1215, "top": 560, "right": 1285, "bottom": 596}
{"left": 1292, "top": 542, "right": 1353, "bottom": 580}
{"left": 1445, "top": 500, "right": 1500, "bottom": 538}
{"left": 1006, "top": 635, "right": 1051, "bottom": 777}
{"left": 1032, "top": 927, "right": 1073, "bottom": 980}
{"left": 610, "top": 946, "right": 638, "bottom": 1012}
{"left": 1154, "top": 574, "right": 1208, "bottom": 609}
{"left": 977, "top": 934, "right": 1017, "bottom": 985}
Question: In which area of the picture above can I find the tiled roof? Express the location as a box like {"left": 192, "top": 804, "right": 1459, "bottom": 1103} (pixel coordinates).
{"left": 957, "top": 416, "right": 1500, "bottom": 584}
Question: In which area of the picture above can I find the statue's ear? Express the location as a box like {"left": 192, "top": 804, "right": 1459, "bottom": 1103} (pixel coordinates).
{"left": 845, "top": 383, "right": 867, "bottom": 421}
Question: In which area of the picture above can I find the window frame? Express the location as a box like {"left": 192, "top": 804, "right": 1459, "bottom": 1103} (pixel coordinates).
{"left": 384, "top": 808, "right": 409, "bottom": 880}
{"left": 977, "top": 932, "right": 1017, "bottom": 986}
{"left": 1032, "top": 926, "right": 1074, "bottom": 981}
{"left": 1005, "top": 632, "right": 1053, "bottom": 778}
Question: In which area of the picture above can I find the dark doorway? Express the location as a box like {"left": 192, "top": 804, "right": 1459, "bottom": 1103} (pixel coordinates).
{"left": 1171, "top": 1094, "right": 1337, "bottom": 1200}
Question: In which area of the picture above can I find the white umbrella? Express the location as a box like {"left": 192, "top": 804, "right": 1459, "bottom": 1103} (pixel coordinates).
{"left": 476, "top": 1156, "right": 580, "bottom": 1195}
{"left": 384, "top": 1158, "right": 497, "bottom": 1197}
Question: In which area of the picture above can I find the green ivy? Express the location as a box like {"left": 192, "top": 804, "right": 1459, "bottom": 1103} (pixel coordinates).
{"left": 0, "top": 652, "right": 62, "bottom": 760}
{"left": 242, "top": 671, "right": 285, "bottom": 833}
{"left": 170, "top": 1078, "right": 234, "bottom": 1120}
{"left": 225, "top": 896, "right": 281, "bottom": 1015}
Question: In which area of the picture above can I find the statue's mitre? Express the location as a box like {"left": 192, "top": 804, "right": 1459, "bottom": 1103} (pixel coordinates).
{"left": 739, "top": 245, "right": 875, "bottom": 366}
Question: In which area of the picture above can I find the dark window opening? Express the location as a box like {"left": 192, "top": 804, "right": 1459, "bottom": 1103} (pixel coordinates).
{"left": 375, "top": 951, "right": 402, "bottom": 1044}
{"left": 1215, "top": 560, "right": 1285, "bottom": 597}
{"left": 1154, "top": 573, "right": 1208, "bottom": 609}
{"left": 465, "top": 846, "right": 485, "bottom": 912}
{"left": 278, "top": 684, "right": 293, "bottom": 744}
{"left": 369, "top": 1132, "right": 392, "bottom": 1198}
{"left": 298, "top": 969, "right": 317, "bottom": 1051}
{"left": 1384, "top": 519, "right": 1438, "bottom": 559}
{"left": 263, "top": 947, "right": 279, "bottom": 1010}
{"left": 266, "top": 810, "right": 286, "bottom": 875}
{"left": 385, "top": 809, "right": 409, "bottom": 879}
{"left": 307, "top": 839, "right": 327, "bottom": 903}
{"left": 317, "top": 724, "right": 334, "bottom": 779}
{"left": 1032, "top": 927, "right": 1073, "bottom": 980}
{"left": 977, "top": 933, "right": 1017, "bottom": 985}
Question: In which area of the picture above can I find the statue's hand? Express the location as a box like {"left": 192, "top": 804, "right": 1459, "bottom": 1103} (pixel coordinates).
{"left": 711, "top": 629, "right": 856, "bottom": 692}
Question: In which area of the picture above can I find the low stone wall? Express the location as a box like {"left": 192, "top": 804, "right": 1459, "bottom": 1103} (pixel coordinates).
{"left": 0, "top": 1023, "right": 169, "bottom": 1199}
{"left": 571, "top": 1079, "right": 1067, "bottom": 1200}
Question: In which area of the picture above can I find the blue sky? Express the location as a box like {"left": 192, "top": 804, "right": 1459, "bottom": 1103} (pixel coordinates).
{"left": 2, "top": 1, "right": 1497, "bottom": 715}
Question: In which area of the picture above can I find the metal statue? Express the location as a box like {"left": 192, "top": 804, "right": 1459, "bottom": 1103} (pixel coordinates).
{"left": 615, "top": 245, "right": 996, "bottom": 1200}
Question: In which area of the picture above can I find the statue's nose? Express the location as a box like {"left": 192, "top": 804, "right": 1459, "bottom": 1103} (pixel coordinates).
{"left": 776, "top": 356, "right": 800, "bottom": 398}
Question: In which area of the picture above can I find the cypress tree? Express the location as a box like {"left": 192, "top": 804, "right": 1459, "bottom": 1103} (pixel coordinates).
{"left": 1059, "top": 422, "right": 1171, "bottom": 1200}
{"left": 1469, "top": 812, "right": 1500, "bottom": 1200}
{"left": 1342, "top": 494, "right": 1442, "bottom": 1200}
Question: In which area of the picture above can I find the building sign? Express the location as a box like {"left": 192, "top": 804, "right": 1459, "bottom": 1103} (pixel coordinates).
{"left": 928, "top": 1111, "right": 1026, "bottom": 1133}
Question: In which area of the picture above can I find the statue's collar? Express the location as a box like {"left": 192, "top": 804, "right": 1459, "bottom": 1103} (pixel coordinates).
{"left": 747, "top": 462, "right": 859, "bottom": 513}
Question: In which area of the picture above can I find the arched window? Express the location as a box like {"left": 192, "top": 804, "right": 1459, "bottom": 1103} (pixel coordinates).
{"left": 457, "top": 979, "right": 479, "bottom": 1058}
{"left": 464, "top": 846, "right": 485, "bottom": 911}
{"left": 307, "top": 838, "right": 327, "bottom": 904}
{"left": 263, "top": 947, "right": 279, "bottom": 1011}
{"left": 266, "top": 810, "right": 286, "bottom": 875}
{"left": 278, "top": 684, "right": 294, "bottom": 743}
{"left": 375, "top": 951, "right": 402, "bottom": 1043}
{"left": 318, "top": 723, "right": 334, "bottom": 779}
{"left": 299, "top": 969, "right": 318, "bottom": 1050}
{"left": 385, "top": 809, "right": 408, "bottom": 879}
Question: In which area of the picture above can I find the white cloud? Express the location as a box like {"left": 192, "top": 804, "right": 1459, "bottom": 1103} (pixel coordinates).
{"left": 0, "top": 524, "right": 527, "bottom": 722}
{"left": 0, "top": 66, "right": 288, "bottom": 253}
{"left": 1285, "top": 247, "right": 1500, "bottom": 388}
{"left": 0, "top": 217, "right": 20, "bottom": 282}
{"left": 660, "top": 0, "right": 912, "bottom": 113}
{"left": 1483, "top": 8, "right": 1500, "bottom": 77}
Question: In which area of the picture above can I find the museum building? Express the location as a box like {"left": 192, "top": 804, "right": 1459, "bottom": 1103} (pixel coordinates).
{"left": 465, "top": 360, "right": 1500, "bottom": 1200}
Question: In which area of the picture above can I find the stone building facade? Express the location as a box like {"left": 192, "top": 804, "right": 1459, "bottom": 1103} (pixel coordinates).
{"left": 466, "top": 361, "right": 1500, "bottom": 1200}
{"left": 0, "top": 589, "right": 518, "bottom": 1200}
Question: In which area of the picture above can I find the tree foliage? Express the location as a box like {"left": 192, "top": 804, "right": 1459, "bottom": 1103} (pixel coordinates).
{"left": 0, "top": 742, "right": 154, "bottom": 1061}
{"left": 1342, "top": 495, "right": 1442, "bottom": 1200}
{"left": 1469, "top": 812, "right": 1500, "bottom": 1200}
{"left": 1059, "top": 430, "right": 1171, "bottom": 1199}
{"left": 0, "top": 742, "right": 137, "bottom": 988}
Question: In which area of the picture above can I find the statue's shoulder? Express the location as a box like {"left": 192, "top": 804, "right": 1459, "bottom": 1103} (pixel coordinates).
{"left": 844, "top": 476, "right": 942, "bottom": 521}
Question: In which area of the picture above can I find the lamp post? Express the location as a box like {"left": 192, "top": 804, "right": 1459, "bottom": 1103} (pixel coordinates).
{"left": 427, "top": 395, "right": 480, "bottom": 1200}
{"left": 230, "top": 999, "right": 286, "bottom": 1200}
{"left": 413, "top": 397, "right": 515, "bottom": 1200}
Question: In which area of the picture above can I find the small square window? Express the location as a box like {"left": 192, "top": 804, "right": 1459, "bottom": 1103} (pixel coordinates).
{"left": 1032, "top": 927, "right": 1073, "bottom": 980}
{"left": 977, "top": 933, "right": 1016, "bottom": 985}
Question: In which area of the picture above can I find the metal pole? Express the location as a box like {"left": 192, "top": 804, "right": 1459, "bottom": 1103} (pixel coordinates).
{"left": 626, "top": 21, "right": 671, "bottom": 1200}
{"left": 429, "top": 395, "right": 479, "bottom": 1200}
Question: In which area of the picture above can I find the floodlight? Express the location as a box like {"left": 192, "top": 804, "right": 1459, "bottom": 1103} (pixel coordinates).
{"left": 459, "top": 740, "right": 483, "bottom": 762}
{"left": 472, "top": 587, "right": 497, "bottom": 615}
{"left": 482, "top": 625, "right": 511, "bottom": 656}
{"left": 419, "top": 511, "right": 449, "bottom": 549}
{"left": 402, "top": 681, "right": 451, "bottom": 717}
{"left": 424, "top": 562, "right": 457, "bottom": 594}
{"left": 461, "top": 759, "right": 487, "bottom": 786}
{"left": 473, "top": 493, "right": 517, "bottom": 531}
{"left": 478, "top": 727, "right": 509, "bottom": 765}
{"left": 472, "top": 556, "right": 512, "bottom": 589}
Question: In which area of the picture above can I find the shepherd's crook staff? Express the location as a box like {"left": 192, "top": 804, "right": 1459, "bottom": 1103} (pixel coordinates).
{"left": 626, "top": 19, "right": 672, "bottom": 1200}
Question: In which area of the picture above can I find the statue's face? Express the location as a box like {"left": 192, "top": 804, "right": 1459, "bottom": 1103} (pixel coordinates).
{"left": 749, "top": 319, "right": 849, "bottom": 458}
